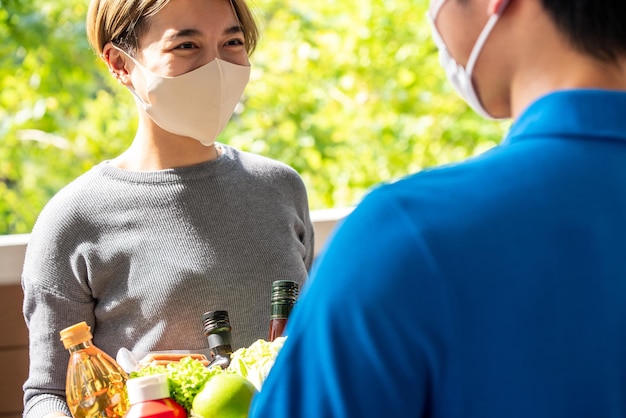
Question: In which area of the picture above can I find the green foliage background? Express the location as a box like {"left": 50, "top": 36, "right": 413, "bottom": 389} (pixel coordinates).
{"left": 0, "top": 0, "right": 508, "bottom": 235}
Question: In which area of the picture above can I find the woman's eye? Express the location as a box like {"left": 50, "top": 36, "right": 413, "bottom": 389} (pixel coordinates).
{"left": 176, "top": 42, "right": 196, "bottom": 50}
{"left": 225, "top": 38, "right": 245, "bottom": 47}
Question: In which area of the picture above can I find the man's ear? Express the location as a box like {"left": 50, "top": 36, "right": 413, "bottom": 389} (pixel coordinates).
{"left": 101, "top": 42, "right": 133, "bottom": 86}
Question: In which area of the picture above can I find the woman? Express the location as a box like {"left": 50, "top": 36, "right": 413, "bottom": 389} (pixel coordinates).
{"left": 21, "top": 0, "right": 314, "bottom": 416}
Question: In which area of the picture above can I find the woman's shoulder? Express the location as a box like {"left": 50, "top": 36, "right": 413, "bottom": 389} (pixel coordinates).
{"left": 30, "top": 164, "right": 112, "bottom": 234}
{"left": 225, "top": 145, "right": 302, "bottom": 178}
{"left": 46, "top": 163, "right": 107, "bottom": 200}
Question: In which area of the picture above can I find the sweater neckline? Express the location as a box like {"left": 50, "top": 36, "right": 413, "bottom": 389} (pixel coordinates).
{"left": 96, "top": 143, "right": 236, "bottom": 184}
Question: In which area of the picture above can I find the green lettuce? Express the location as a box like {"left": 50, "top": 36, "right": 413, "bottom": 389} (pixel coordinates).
{"left": 131, "top": 356, "right": 223, "bottom": 411}
{"left": 129, "top": 337, "right": 286, "bottom": 411}
{"left": 228, "top": 337, "right": 286, "bottom": 391}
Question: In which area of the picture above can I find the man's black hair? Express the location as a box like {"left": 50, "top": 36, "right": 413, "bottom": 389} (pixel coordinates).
{"left": 540, "top": 0, "right": 626, "bottom": 62}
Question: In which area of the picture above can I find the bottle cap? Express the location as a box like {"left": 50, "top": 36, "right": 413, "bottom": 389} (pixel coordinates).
{"left": 59, "top": 321, "right": 93, "bottom": 349}
{"left": 270, "top": 280, "right": 299, "bottom": 320}
{"left": 201, "top": 310, "right": 231, "bottom": 336}
{"left": 271, "top": 280, "right": 299, "bottom": 303}
{"left": 126, "top": 374, "right": 170, "bottom": 404}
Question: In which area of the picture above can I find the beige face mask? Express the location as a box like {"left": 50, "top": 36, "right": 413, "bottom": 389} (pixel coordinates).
{"left": 116, "top": 47, "right": 251, "bottom": 146}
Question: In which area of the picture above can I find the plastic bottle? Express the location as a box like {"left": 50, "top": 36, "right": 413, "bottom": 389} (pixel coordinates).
{"left": 125, "top": 374, "right": 187, "bottom": 418}
{"left": 268, "top": 280, "right": 299, "bottom": 341}
{"left": 60, "top": 321, "right": 130, "bottom": 418}
{"left": 201, "top": 310, "right": 233, "bottom": 369}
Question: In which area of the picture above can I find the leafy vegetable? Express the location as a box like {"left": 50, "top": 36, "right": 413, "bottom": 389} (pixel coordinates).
{"left": 129, "top": 337, "right": 286, "bottom": 411}
{"left": 131, "top": 356, "right": 223, "bottom": 411}
{"left": 228, "top": 337, "right": 286, "bottom": 391}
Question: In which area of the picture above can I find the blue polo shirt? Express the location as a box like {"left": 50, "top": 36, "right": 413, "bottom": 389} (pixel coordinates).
{"left": 250, "top": 89, "right": 626, "bottom": 418}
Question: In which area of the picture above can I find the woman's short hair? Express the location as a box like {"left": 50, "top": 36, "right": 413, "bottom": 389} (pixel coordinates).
{"left": 86, "top": 0, "right": 259, "bottom": 57}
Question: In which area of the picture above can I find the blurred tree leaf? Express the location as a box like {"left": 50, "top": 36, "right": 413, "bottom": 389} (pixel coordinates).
{"left": 0, "top": 0, "right": 508, "bottom": 235}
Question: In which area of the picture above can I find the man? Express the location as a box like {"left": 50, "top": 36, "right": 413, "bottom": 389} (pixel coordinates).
{"left": 250, "top": 0, "right": 626, "bottom": 417}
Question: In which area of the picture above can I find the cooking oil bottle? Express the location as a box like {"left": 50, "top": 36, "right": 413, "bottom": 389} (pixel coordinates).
{"left": 60, "top": 321, "right": 130, "bottom": 418}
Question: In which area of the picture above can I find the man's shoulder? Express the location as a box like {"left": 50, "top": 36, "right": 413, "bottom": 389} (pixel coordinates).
{"left": 378, "top": 146, "right": 510, "bottom": 198}
{"left": 357, "top": 144, "right": 542, "bottom": 231}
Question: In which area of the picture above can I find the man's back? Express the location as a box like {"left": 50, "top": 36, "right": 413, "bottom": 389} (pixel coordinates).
{"left": 250, "top": 0, "right": 626, "bottom": 415}
{"left": 393, "top": 89, "right": 626, "bottom": 416}
{"left": 252, "top": 89, "right": 626, "bottom": 417}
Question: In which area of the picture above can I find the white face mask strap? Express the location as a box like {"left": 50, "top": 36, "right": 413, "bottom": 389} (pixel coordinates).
{"left": 465, "top": 0, "right": 510, "bottom": 74}
{"left": 111, "top": 44, "right": 146, "bottom": 74}
{"left": 110, "top": 44, "right": 152, "bottom": 107}
{"left": 431, "top": 0, "right": 448, "bottom": 18}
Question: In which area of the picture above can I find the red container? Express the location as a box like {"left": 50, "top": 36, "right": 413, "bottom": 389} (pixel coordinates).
{"left": 125, "top": 398, "right": 187, "bottom": 418}
{"left": 125, "top": 374, "right": 187, "bottom": 418}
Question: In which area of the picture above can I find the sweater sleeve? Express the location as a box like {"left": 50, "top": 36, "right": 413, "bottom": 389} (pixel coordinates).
{"left": 22, "top": 192, "right": 96, "bottom": 418}
{"left": 296, "top": 177, "right": 315, "bottom": 272}
{"left": 285, "top": 164, "right": 315, "bottom": 272}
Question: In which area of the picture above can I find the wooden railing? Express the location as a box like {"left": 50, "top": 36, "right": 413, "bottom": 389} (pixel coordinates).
{"left": 0, "top": 207, "right": 351, "bottom": 417}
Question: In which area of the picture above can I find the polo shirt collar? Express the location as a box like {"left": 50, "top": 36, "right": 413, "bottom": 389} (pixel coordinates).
{"left": 505, "top": 89, "right": 626, "bottom": 145}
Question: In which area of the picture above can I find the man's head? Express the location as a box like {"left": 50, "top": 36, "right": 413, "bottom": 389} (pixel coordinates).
{"left": 429, "top": 0, "right": 626, "bottom": 119}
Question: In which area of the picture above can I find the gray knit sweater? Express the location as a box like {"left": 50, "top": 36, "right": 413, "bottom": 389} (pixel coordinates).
{"left": 21, "top": 145, "right": 314, "bottom": 417}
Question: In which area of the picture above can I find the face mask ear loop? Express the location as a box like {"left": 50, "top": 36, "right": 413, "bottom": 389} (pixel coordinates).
{"left": 110, "top": 44, "right": 153, "bottom": 107}
{"left": 430, "top": 0, "right": 447, "bottom": 20}
{"left": 465, "top": 15, "right": 500, "bottom": 75}
{"left": 465, "top": 0, "right": 510, "bottom": 75}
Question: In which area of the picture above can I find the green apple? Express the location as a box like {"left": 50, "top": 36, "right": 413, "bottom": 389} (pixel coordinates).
{"left": 191, "top": 373, "right": 258, "bottom": 418}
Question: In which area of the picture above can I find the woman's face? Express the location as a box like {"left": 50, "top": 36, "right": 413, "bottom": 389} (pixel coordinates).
{"left": 131, "top": 0, "right": 248, "bottom": 78}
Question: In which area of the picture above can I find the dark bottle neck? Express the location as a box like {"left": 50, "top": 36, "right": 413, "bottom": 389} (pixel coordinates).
{"left": 207, "top": 331, "right": 232, "bottom": 370}
{"left": 270, "top": 302, "right": 296, "bottom": 319}
{"left": 207, "top": 330, "right": 233, "bottom": 353}
{"left": 269, "top": 317, "right": 289, "bottom": 341}
{"left": 210, "top": 344, "right": 232, "bottom": 357}
{"left": 207, "top": 353, "right": 231, "bottom": 369}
